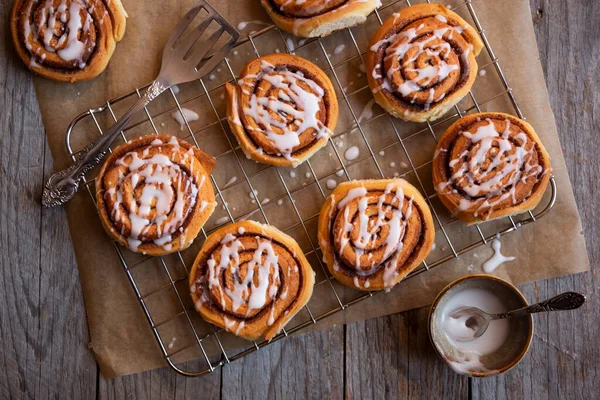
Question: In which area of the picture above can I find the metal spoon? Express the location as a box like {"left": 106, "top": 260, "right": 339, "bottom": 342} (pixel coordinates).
{"left": 449, "top": 291, "right": 586, "bottom": 342}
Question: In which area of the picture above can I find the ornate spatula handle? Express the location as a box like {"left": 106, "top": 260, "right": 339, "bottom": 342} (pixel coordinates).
{"left": 42, "top": 80, "right": 168, "bottom": 207}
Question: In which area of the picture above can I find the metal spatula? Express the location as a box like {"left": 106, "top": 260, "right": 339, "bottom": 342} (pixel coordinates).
{"left": 42, "top": 1, "right": 239, "bottom": 207}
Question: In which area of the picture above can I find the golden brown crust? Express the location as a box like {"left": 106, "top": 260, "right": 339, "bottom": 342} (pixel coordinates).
{"left": 96, "top": 134, "right": 216, "bottom": 256}
{"left": 365, "top": 3, "right": 484, "bottom": 122}
{"left": 226, "top": 53, "right": 338, "bottom": 167}
{"left": 260, "top": 0, "right": 380, "bottom": 38}
{"left": 317, "top": 179, "right": 435, "bottom": 291}
{"left": 432, "top": 112, "right": 552, "bottom": 224}
{"left": 10, "top": 0, "right": 127, "bottom": 82}
{"left": 189, "top": 221, "right": 315, "bottom": 341}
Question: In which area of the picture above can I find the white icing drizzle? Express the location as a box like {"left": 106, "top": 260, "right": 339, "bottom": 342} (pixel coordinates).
{"left": 223, "top": 317, "right": 235, "bottom": 330}
{"left": 204, "top": 234, "right": 288, "bottom": 324}
{"left": 344, "top": 146, "right": 360, "bottom": 161}
{"left": 285, "top": 38, "right": 295, "bottom": 54}
{"left": 21, "top": 0, "right": 97, "bottom": 68}
{"left": 225, "top": 176, "right": 238, "bottom": 187}
{"left": 235, "top": 321, "right": 245, "bottom": 335}
{"left": 237, "top": 20, "right": 271, "bottom": 31}
{"left": 219, "top": 237, "right": 277, "bottom": 311}
{"left": 104, "top": 139, "right": 204, "bottom": 252}
{"left": 214, "top": 216, "right": 230, "bottom": 226}
{"left": 482, "top": 238, "right": 515, "bottom": 273}
{"left": 236, "top": 60, "right": 332, "bottom": 161}
{"left": 358, "top": 99, "right": 376, "bottom": 122}
{"left": 369, "top": 14, "right": 471, "bottom": 109}
{"left": 171, "top": 108, "right": 199, "bottom": 131}
{"left": 267, "top": 304, "right": 276, "bottom": 326}
{"left": 334, "top": 183, "right": 414, "bottom": 288}
{"left": 334, "top": 44, "right": 346, "bottom": 55}
{"left": 438, "top": 119, "right": 545, "bottom": 219}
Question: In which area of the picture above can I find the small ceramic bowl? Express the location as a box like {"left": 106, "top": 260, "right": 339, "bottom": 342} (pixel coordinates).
{"left": 428, "top": 274, "right": 533, "bottom": 377}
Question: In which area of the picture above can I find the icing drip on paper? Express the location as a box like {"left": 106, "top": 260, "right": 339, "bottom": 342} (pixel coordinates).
{"left": 171, "top": 108, "right": 199, "bottom": 131}
{"left": 482, "top": 238, "right": 515, "bottom": 273}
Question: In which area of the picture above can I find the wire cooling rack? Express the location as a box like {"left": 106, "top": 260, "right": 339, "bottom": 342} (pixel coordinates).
{"left": 65, "top": 0, "right": 557, "bottom": 376}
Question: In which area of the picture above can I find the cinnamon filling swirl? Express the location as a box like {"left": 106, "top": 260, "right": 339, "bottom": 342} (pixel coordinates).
{"left": 190, "top": 222, "right": 314, "bottom": 340}
{"left": 319, "top": 179, "right": 435, "bottom": 291}
{"left": 96, "top": 135, "right": 215, "bottom": 255}
{"left": 433, "top": 113, "right": 552, "bottom": 223}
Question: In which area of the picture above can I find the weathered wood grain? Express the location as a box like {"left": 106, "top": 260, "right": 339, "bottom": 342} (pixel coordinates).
{"left": 0, "top": 0, "right": 98, "bottom": 398}
{"left": 221, "top": 327, "right": 345, "bottom": 400}
{"left": 345, "top": 308, "right": 468, "bottom": 400}
{"left": 98, "top": 362, "right": 221, "bottom": 400}
{"left": 472, "top": 1, "right": 600, "bottom": 399}
{"left": 0, "top": 0, "right": 597, "bottom": 398}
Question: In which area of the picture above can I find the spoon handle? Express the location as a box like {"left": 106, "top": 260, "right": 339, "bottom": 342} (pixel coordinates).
{"left": 491, "top": 292, "right": 586, "bottom": 320}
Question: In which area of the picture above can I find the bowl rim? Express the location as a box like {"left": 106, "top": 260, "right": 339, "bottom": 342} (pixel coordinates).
{"left": 428, "top": 274, "right": 534, "bottom": 378}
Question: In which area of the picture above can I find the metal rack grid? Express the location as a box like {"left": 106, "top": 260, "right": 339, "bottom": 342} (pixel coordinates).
{"left": 65, "top": 0, "right": 557, "bottom": 376}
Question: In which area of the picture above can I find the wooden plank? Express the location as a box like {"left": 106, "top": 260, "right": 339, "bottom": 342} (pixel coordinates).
{"left": 98, "top": 363, "right": 221, "bottom": 400}
{"left": 221, "top": 327, "right": 345, "bottom": 400}
{"left": 345, "top": 313, "right": 410, "bottom": 399}
{"left": 472, "top": 1, "right": 600, "bottom": 398}
{"left": 346, "top": 308, "right": 468, "bottom": 399}
{"left": 0, "top": 0, "right": 98, "bottom": 397}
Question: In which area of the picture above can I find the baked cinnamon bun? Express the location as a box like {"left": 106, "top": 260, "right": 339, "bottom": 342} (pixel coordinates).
{"left": 96, "top": 135, "right": 216, "bottom": 256}
{"left": 189, "top": 221, "right": 315, "bottom": 341}
{"left": 226, "top": 54, "right": 338, "bottom": 167}
{"left": 10, "top": 0, "right": 127, "bottom": 82}
{"left": 318, "top": 179, "right": 435, "bottom": 291}
{"left": 366, "top": 4, "right": 483, "bottom": 122}
{"left": 432, "top": 113, "right": 552, "bottom": 224}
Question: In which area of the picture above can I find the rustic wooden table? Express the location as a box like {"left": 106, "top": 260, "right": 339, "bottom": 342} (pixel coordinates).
{"left": 1, "top": 1, "right": 598, "bottom": 398}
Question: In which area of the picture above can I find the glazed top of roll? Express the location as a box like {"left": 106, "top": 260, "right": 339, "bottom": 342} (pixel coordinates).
{"left": 318, "top": 179, "right": 434, "bottom": 291}
{"left": 227, "top": 54, "right": 338, "bottom": 166}
{"left": 96, "top": 135, "right": 216, "bottom": 255}
{"left": 11, "top": 0, "right": 126, "bottom": 79}
{"left": 433, "top": 113, "right": 552, "bottom": 221}
{"left": 367, "top": 4, "right": 483, "bottom": 117}
{"left": 190, "top": 221, "right": 314, "bottom": 340}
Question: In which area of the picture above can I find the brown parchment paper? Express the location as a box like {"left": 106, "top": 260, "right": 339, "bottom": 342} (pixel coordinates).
{"left": 30, "top": 0, "right": 589, "bottom": 378}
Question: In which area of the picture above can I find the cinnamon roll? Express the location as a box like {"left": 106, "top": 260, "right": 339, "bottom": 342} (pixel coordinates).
{"left": 260, "top": 0, "right": 381, "bottom": 38}
{"left": 432, "top": 113, "right": 552, "bottom": 224}
{"left": 366, "top": 4, "right": 483, "bottom": 122}
{"left": 96, "top": 135, "right": 216, "bottom": 256}
{"left": 189, "top": 221, "right": 315, "bottom": 341}
{"left": 318, "top": 179, "right": 435, "bottom": 291}
{"left": 226, "top": 54, "right": 338, "bottom": 167}
{"left": 10, "top": 0, "right": 127, "bottom": 82}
